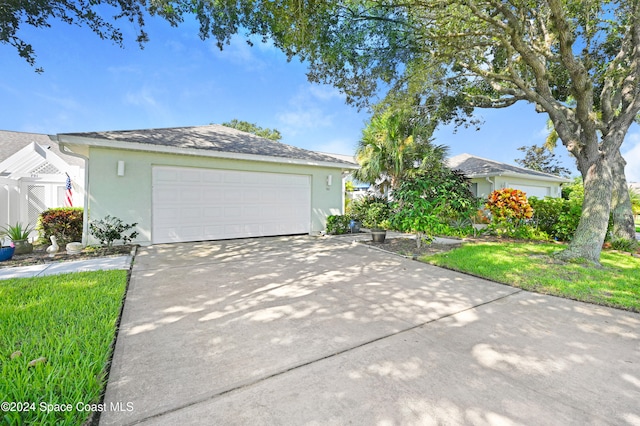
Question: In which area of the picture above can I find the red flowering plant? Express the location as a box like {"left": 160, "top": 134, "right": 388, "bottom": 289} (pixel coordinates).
{"left": 485, "top": 188, "right": 534, "bottom": 237}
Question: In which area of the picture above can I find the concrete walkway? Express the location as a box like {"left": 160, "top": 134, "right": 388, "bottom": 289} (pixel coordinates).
{"left": 0, "top": 256, "right": 132, "bottom": 280}
{"left": 100, "top": 236, "right": 640, "bottom": 425}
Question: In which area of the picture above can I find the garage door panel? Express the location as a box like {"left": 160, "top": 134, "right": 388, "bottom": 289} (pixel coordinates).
{"left": 180, "top": 170, "right": 202, "bottom": 183}
{"left": 202, "top": 187, "right": 224, "bottom": 202}
{"left": 155, "top": 208, "right": 180, "bottom": 221}
{"left": 203, "top": 207, "right": 224, "bottom": 219}
{"left": 507, "top": 184, "right": 550, "bottom": 198}
{"left": 154, "top": 169, "right": 179, "bottom": 182}
{"left": 181, "top": 188, "right": 202, "bottom": 203}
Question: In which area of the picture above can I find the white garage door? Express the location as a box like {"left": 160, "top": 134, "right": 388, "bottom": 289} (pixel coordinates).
{"left": 152, "top": 166, "right": 311, "bottom": 244}
{"left": 507, "top": 184, "right": 550, "bottom": 199}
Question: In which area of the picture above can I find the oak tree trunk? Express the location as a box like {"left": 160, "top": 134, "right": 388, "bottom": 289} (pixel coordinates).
{"left": 556, "top": 154, "right": 613, "bottom": 265}
{"left": 610, "top": 150, "right": 637, "bottom": 242}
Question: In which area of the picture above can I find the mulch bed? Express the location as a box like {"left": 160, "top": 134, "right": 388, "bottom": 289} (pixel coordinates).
{"left": 0, "top": 245, "right": 135, "bottom": 269}
{"left": 361, "top": 237, "right": 463, "bottom": 258}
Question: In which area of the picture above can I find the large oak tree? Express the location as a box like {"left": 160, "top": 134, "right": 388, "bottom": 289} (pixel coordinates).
{"left": 6, "top": 0, "right": 639, "bottom": 262}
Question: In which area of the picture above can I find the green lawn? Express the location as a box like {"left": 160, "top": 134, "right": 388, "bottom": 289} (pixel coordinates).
{"left": 423, "top": 242, "right": 640, "bottom": 312}
{"left": 0, "top": 270, "right": 128, "bottom": 425}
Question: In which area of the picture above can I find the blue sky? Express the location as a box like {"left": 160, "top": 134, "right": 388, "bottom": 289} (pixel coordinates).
{"left": 1, "top": 13, "right": 639, "bottom": 182}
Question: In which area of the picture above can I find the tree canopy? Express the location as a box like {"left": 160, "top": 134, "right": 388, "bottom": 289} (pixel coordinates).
{"left": 515, "top": 145, "right": 572, "bottom": 178}
{"left": 220, "top": 119, "right": 282, "bottom": 141}
{"left": 1, "top": 0, "right": 149, "bottom": 71}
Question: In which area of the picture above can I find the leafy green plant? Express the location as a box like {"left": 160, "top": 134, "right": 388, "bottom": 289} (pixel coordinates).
{"left": 363, "top": 202, "right": 392, "bottom": 229}
{"left": 348, "top": 195, "right": 389, "bottom": 224}
{"left": 610, "top": 237, "right": 639, "bottom": 253}
{"left": 89, "top": 215, "right": 138, "bottom": 247}
{"left": 38, "top": 208, "right": 83, "bottom": 245}
{"left": 326, "top": 215, "right": 351, "bottom": 235}
{"left": 1, "top": 222, "right": 36, "bottom": 241}
{"left": 390, "top": 167, "right": 476, "bottom": 246}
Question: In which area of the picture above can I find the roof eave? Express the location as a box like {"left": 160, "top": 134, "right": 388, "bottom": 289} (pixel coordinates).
{"left": 465, "top": 171, "right": 571, "bottom": 183}
{"left": 56, "top": 135, "right": 359, "bottom": 171}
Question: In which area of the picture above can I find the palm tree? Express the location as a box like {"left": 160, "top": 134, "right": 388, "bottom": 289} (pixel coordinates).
{"left": 353, "top": 108, "right": 448, "bottom": 193}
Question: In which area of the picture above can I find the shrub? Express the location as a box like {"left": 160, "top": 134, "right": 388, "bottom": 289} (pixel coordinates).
{"left": 38, "top": 207, "right": 83, "bottom": 245}
{"left": 363, "top": 201, "right": 392, "bottom": 229}
{"left": 610, "top": 237, "right": 639, "bottom": 253}
{"left": 485, "top": 188, "right": 534, "bottom": 237}
{"left": 390, "top": 168, "right": 477, "bottom": 241}
{"left": 348, "top": 195, "right": 389, "bottom": 223}
{"left": 326, "top": 215, "right": 351, "bottom": 235}
{"left": 89, "top": 215, "right": 138, "bottom": 247}
{"left": 486, "top": 188, "right": 533, "bottom": 222}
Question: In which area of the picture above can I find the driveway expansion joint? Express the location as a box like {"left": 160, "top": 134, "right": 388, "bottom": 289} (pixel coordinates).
{"left": 127, "top": 287, "right": 524, "bottom": 425}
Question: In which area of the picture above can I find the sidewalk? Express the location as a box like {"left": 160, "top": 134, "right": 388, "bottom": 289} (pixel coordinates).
{"left": 0, "top": 256, "right": 132, "bottom": 280}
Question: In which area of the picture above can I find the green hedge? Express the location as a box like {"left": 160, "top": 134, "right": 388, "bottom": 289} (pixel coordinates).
{"left": 326, "top": 215, "right": 351, "bottom": 235}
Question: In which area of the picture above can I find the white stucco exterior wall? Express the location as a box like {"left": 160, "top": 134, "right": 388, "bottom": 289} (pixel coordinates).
{"left": 83, "top": 147, "right": 346, "bottom": 245}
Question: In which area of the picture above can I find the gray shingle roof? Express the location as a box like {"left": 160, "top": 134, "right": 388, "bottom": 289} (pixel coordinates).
{"left": 60, "top": 125, "right": 357, "bottom": 166}
{"left": 448, "top": 153, "right": 569, "bottom": 182}
{"left": 0, "top": 130, "right": 84, "bottom": 166}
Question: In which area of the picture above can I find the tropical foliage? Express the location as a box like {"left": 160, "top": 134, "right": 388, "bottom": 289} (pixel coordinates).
{"left": 391, "top": 168, "right": 476, "bottom": 246}
{"left": 353, "top": 108, "right": 448, "bottom": 193}
{"left": 485, "top": 189, "right": 535, "bottom": 238}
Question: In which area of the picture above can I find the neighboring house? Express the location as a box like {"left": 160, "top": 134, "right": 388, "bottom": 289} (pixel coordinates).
{"left": 0, "top": 130, "right": 84, "bottom": 232}
{"left": 448, "top": 153, "right": 571, "bottom": 199}
{"left": 56, "top": 125, "right": 358, "bottom": 245}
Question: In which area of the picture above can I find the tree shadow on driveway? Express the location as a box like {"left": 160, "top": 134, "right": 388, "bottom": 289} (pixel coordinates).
{"left": 100, "top": 236, "right": 640, "bottom": 426}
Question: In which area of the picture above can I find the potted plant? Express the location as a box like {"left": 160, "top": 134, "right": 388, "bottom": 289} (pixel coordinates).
{"left": 1, "top": 222, "right": 36, "bottom": 255}
{"left": 363, "top": 202, "right": 392, "bottom": 243}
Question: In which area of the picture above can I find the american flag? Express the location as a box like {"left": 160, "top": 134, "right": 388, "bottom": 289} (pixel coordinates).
{"left": 65, "top": 174, "right": 73, "bottom": 207}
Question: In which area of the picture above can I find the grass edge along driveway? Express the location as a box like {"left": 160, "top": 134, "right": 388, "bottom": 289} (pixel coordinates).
{"left": 0, "top": 270, "right": 128, "bottom": 426}
{"left": 423, "top": 242, "right": 640, "bottom": 313}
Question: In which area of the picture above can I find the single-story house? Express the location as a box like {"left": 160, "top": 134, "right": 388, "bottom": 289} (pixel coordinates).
{"left": 0, "top": 130, "right": 84, "bottom": 232}
{"left": 448, "top": 153, "right": 572, "bottom": 199}
{"left": 56, "top": 125, "right": 358, "bottom": 246}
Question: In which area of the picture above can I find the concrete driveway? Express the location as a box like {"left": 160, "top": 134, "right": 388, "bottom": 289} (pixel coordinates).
{"left": 100, "top": 236, "right": 640, "bottom": 425}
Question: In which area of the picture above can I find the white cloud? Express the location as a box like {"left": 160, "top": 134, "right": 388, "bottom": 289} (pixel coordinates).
{"left": 276, "top": 85, "right": 337, "bottom": 135}
{"left": 622, "top": 130, "right": 640, "bottom": 182}
{"left": 308, "top": 85, "right": 343, "bottom": 101}
{"left": 124, "top": 87, "right": 160, "bottom": 108}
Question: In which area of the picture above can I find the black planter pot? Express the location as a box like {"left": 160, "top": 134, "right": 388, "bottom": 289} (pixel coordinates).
{"left": 371, "top": 229, "right": 387, "bottom": 243}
